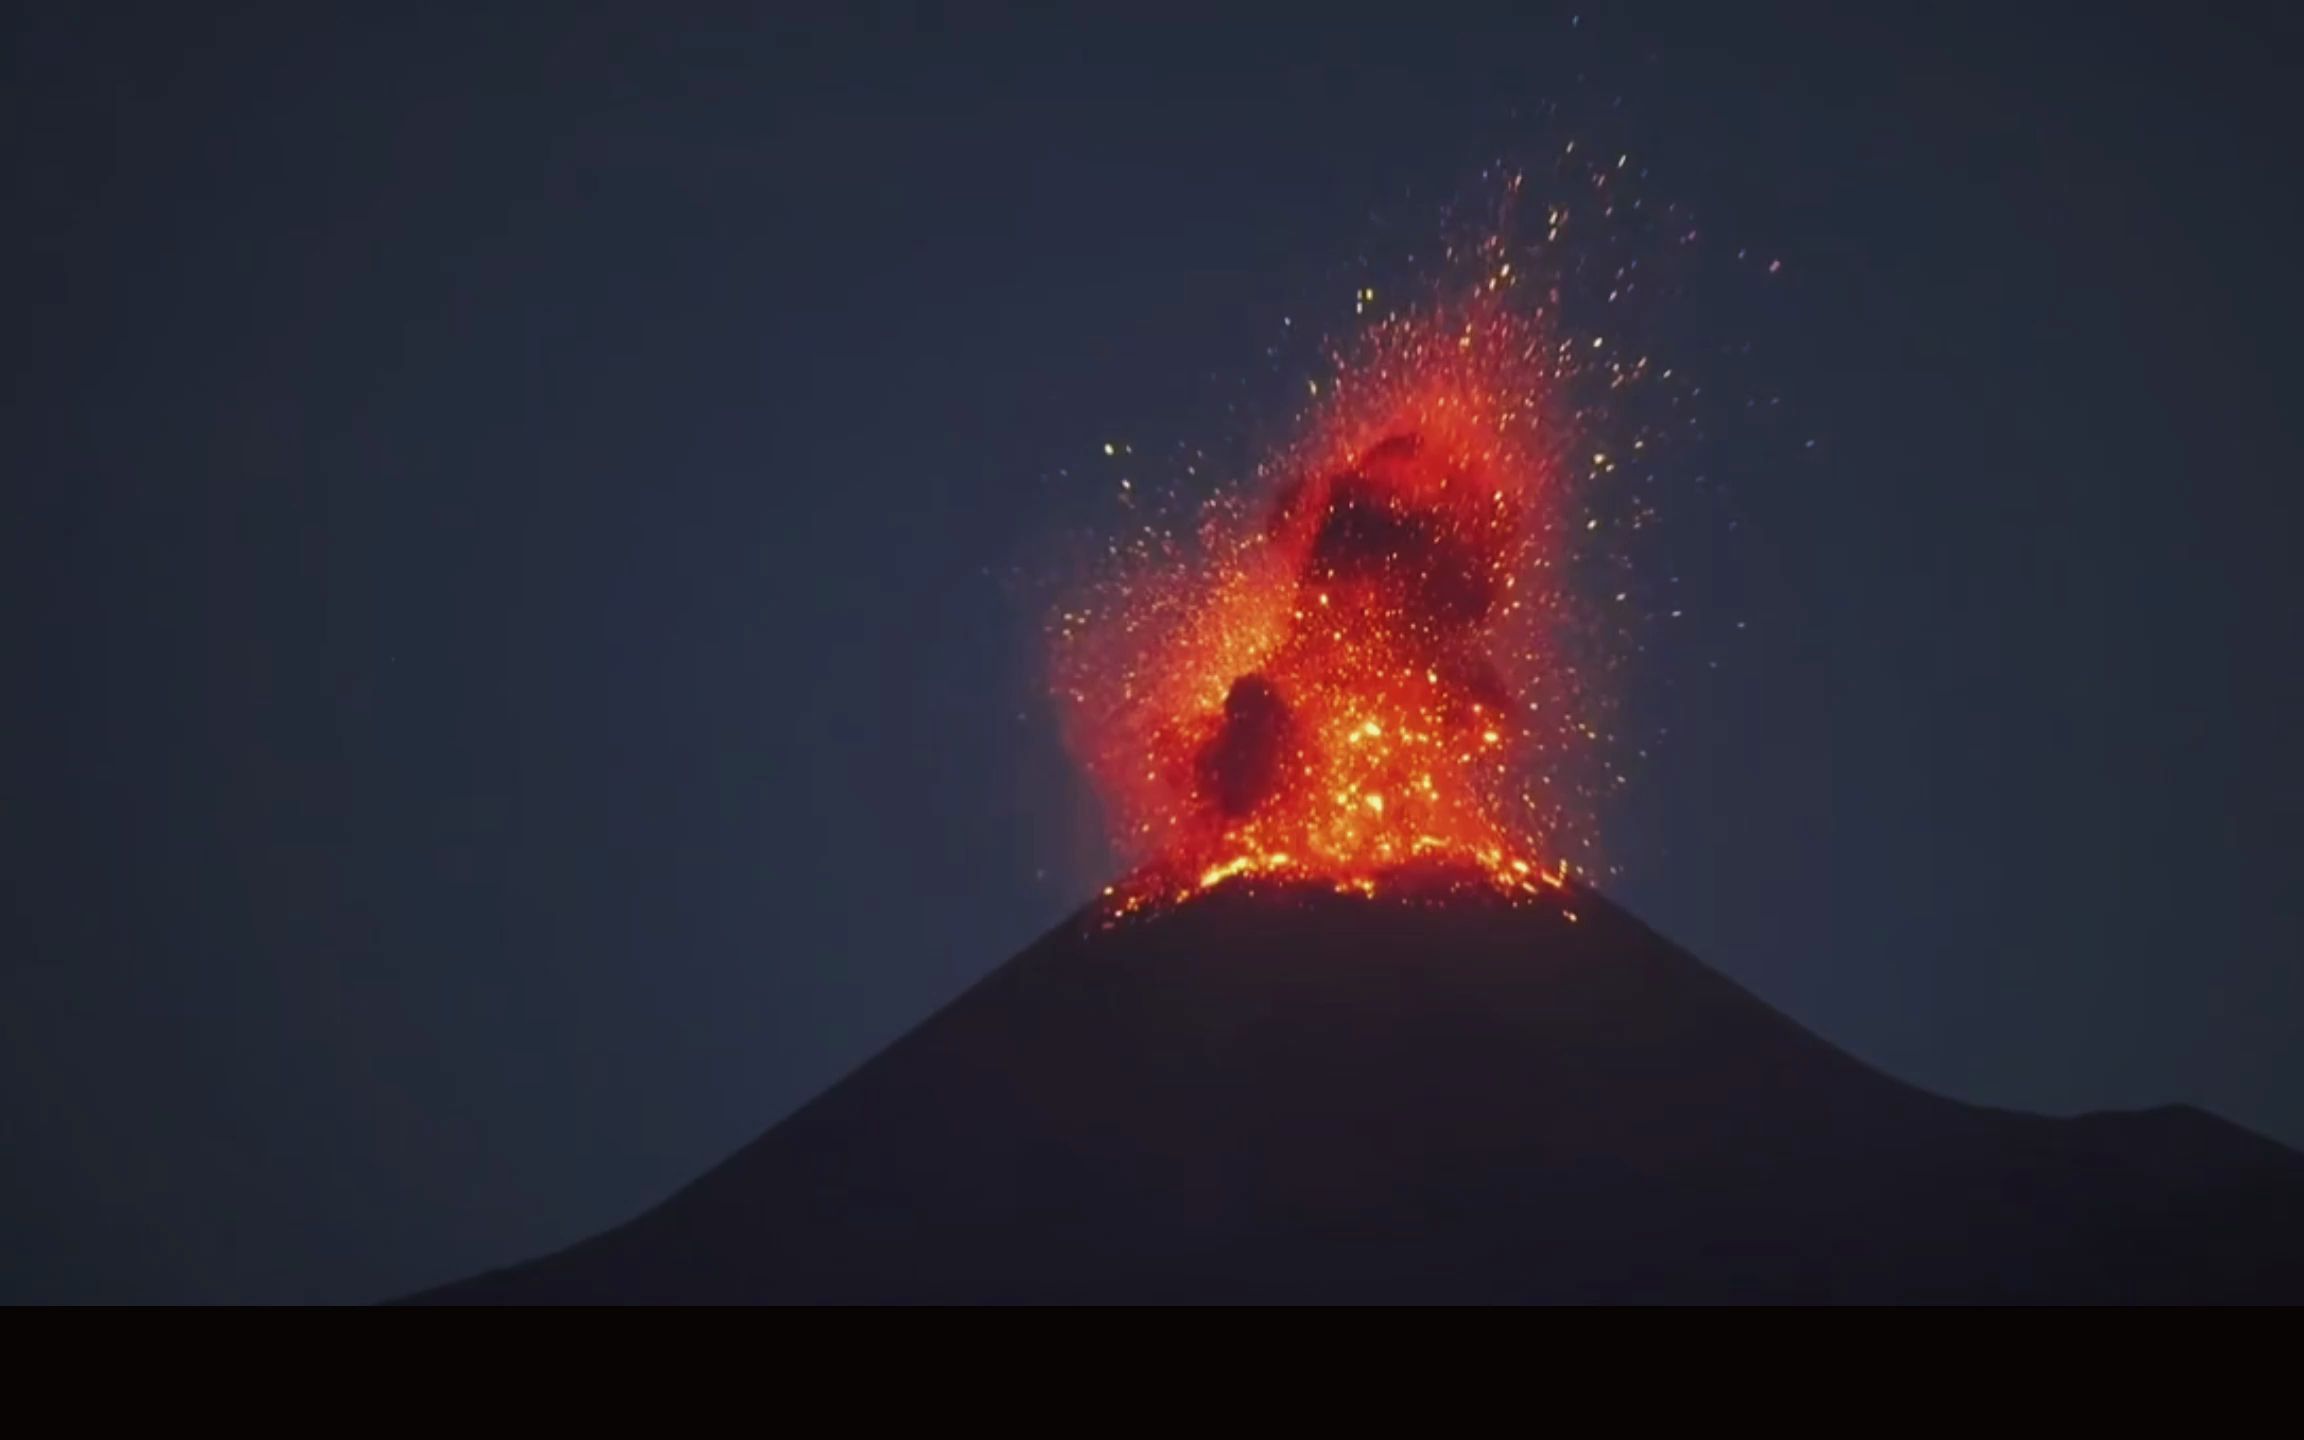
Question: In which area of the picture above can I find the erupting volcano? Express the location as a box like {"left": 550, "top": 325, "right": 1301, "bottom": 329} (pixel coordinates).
{"left": 1055, "top": 273, "right": 1624, "bottom": 912}
{"left": 404, "top": 197, "right": 2304, "bottom": 1309}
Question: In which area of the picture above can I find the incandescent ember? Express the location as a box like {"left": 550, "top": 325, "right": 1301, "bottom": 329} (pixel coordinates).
{"left": 1055, "top": 274, "right": 1611, "bottom": 915}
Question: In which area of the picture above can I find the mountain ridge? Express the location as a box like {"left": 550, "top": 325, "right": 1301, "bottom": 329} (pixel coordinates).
{"left": 408, "top": 879, "right": 2304, "bottom": 1304}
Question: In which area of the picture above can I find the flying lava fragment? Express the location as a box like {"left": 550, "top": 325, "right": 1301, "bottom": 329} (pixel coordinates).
{"left": 1055, "top": 241, "right": 1622, "bottom": 913}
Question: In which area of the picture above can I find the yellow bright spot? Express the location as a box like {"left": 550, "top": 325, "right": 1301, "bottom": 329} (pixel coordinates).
{"left": 1365, "top": 793, "right": 1385, "bottom": 814}
{"left": 1483, "top": 730, "right": 1501, "bottom": 744}
{"left": 1198, "top": 856, "right": 1255, "bottom": 889}
{"left": 1102, "top": 442, "right": 1116, "bottom": 456}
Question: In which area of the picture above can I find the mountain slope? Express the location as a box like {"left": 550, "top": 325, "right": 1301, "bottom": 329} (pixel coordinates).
{"left": 410, "top": 882, "right": 2304, "bottom": 1303}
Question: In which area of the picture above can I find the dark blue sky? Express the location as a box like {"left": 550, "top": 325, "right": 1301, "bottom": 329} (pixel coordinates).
{"left": 6, "top": 4, "right": 2299, "bottom": 1303}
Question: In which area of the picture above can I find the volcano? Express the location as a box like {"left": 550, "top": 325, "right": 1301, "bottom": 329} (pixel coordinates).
{"left": 409, "top": 881, "right": 2304, "bottom": 1304}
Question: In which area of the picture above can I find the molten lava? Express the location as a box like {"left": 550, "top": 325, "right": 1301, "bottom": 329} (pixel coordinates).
{"left": 1056, "top": 277, "right": 1609, "bottom": 912}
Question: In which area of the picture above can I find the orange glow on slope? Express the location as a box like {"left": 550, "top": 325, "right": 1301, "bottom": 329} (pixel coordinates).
{"left": 1054, "top": 238, "right": 1619, "bottom": 913}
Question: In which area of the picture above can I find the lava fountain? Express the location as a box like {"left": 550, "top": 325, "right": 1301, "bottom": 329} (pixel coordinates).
{"left": 1054, "top": 230, "right": 1632, "bottom": 914}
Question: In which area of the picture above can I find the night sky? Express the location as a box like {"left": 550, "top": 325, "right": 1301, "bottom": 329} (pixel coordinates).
{"left": 6, "top": 5, "right": 2300, "bottom": 1304}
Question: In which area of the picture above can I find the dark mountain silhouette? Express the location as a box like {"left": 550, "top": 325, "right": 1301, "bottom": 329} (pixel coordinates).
{"left": 408, "top": 879, "right": 2304, "bottom": 1304}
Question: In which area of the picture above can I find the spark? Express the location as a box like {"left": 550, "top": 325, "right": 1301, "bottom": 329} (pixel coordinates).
{"left": 1053, "top": 203, "right": 1644, "bottom": 918}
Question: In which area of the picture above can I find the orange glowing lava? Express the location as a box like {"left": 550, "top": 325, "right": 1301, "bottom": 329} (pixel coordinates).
{"left": 1055, "top": 250, "right": 1617, "bottom": 912}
